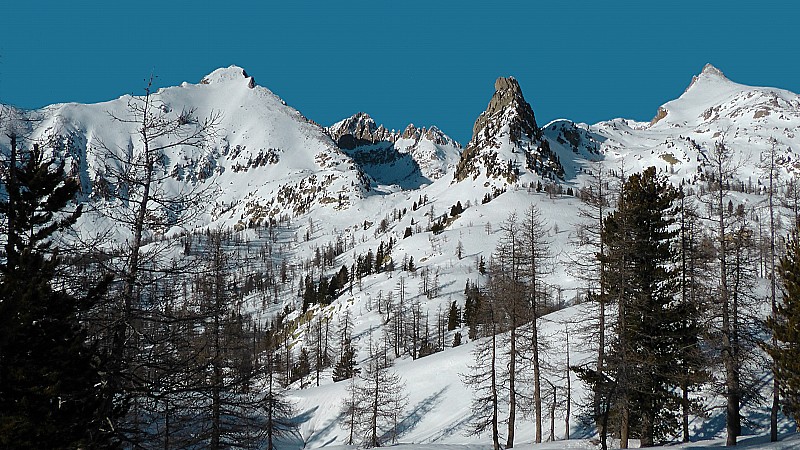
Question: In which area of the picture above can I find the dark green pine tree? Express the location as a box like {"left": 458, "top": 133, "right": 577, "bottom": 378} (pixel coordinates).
{"left": 0, "top": 141, "right": 113, "bottom": 448}
{"left": 597, "top": 166, "right": 683, "bottom": 447}
{"left": 767, "top": 226, "right": 800, "bottom": 429}
{"left": 447, "top": 300, "right": 460, "bottom": 331}
{"left": 332, "top": 340, "right": 360, "bottom": 382}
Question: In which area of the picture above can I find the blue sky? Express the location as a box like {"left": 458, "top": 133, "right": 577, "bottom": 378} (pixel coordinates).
{"left": 2, "top": 1, "right": 797, "bottom": 144}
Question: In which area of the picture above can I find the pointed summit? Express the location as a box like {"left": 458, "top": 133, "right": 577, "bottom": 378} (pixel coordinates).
{"left": 683, "top": 63, "right": 730, "bottom": 93}
{"left": 701, "top": 63, "right": 725, "bottom": 78}
{"left": 454, "top": 76, "right": 557, "bottom": 182}
{"left": 469, "top": 76, "right": 539, "bottom": 146}
{"left": 651, "top": 64, "right": 737, "bottom": 124}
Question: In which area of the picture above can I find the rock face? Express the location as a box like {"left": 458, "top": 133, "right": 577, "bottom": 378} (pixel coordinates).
{"left": 327, "top": 114, "right": 461, "bottom": 186}
{"left": 469, "top": 76, "right": 541, "bottom": 150}
{"left": 455, "top": 76, "right": 562, "bottom": 182}
{"left": 328, "top": 112, "right": 395, "bottom": 149}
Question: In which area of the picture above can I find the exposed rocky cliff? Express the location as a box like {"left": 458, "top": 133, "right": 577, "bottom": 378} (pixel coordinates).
{"left": 454, "top": 76, "right": 565, "bottom": 182}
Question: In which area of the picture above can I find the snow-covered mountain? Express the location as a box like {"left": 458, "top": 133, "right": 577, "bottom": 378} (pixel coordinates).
{"left": 327, "top": 112, "right": 461, "bottom": 188}
{"left": 2, "top": 63, "right": 799, "bottom": 448}
{"left": 582, "top": 63, "right": 800, "bottom": 185}
{"left": 6, "top": 65, "right": 375, "bottom": 234}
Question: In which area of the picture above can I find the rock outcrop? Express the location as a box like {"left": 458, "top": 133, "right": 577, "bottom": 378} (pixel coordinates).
{"left": 328, "top": 112, "right": 395, "bottom": 149}
{"left": 454, "top": 76, "right": 561, "bottom": 182}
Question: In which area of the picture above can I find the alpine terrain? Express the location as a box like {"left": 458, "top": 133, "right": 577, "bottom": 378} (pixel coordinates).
{"left": 1, "top": 63, "right": 800, "bottom": 449}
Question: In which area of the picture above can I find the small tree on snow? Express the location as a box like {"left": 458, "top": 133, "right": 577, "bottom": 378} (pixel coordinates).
{"left": 339, "top": 333, "right": 407, "bottom": 447}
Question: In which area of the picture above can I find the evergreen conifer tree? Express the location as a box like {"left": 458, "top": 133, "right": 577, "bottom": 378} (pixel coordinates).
{"left": 332, "top": 341, "right": 360, "bottom": 382}
{"left": 593, "top": 167, "right": 683, "bottom": 447}
{"left": 0, "top": 140, "right": 113, "bottom": 447}
{"left": 767, "top": 227, "right": 800, "bottom": 428}
{"left": 447, "top": 300, "right": 460, "bottom": 331}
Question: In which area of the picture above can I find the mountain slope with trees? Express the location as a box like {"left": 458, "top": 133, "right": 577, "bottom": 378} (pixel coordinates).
{"left": 1, "top": 64, "right": 800, "bottom": 448}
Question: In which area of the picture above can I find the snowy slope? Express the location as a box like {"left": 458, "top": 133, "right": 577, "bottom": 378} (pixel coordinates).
{"left": 275, "top": 64, "right": 800, "bottom": 448}
{"left": 3, "top": 65, "right": 370, "bottom": 237}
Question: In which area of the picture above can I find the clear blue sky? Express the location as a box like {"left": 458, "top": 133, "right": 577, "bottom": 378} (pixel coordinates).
{"left": 2, "top": 1, "right": 798, "bottom": 144}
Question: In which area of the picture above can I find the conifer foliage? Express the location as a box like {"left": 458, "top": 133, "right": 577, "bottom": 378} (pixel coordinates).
{"left": 0, "top": 139, "right": 112, "bottom": 447}
{"left": 590, "top": 167, "right": 686, "bottom": 447}
{"left": 768, "top": 226, "right": 800, "bottom": 427}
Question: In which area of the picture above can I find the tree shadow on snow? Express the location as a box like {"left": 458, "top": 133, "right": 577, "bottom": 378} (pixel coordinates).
{"left": 278, "top": 405, "right": 343, "bottom": 449}
{"left": 385, "top": 387, "right": 449, "bottom": 443}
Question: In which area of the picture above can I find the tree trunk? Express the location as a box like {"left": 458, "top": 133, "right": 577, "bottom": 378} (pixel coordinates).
{"left": 640, "top": 406, "right": 654, "bottom": 447}
{"left": 682, "top": 379, "right": 690, "bottom": 442}
{"left": 372, "top": 369, "right": 380, "bottom": 447}
{"left": 768, "top": 147, "right": 779, "bottom": 443}
{"left": 550, "top": 383, "right": 556, "bottom": 442}
{"left": 491, "top": 319, "right": 500, "bottom": 450}
{"left": 533, "top": 320, "right": 542, "bottom": 443}
{"left": 506, "top": 327, "right": 516, "bottom": 448}
{"left": 620, "top": 405, "right": 630, "bottom": 449}
{"left": 565, "top": 327, "right": 571, "bottom": 440}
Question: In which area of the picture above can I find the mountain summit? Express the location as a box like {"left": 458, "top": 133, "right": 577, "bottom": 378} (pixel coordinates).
{"left": 468, "top": 76, "right": 540, "bottom": 152}
{"left": 328, "top": 112, "right": 394, "bottom": 149}
{"left": 454, "top": 76, "right": 564, "bottom": 182}
{"left": 199, "top": 65, "right": 256, "bottom": 88}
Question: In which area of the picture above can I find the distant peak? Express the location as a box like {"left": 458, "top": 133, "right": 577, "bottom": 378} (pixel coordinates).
{"left": 352, "top": 111, "right": 375, "bottom": 123}
{"left": 401, "top": 123, "right": 420, "bottom": 139}
{"left": 701, "top": 63, "right": 725, "bottom": 78}
{"left": 200, "top": 65, "right": 256, "bottom": 88}
{"left": 684, "top": 63, "right": 729, "bottom": 93}
{"left": 328, "top": 112, "right": 386, "bottom": 149}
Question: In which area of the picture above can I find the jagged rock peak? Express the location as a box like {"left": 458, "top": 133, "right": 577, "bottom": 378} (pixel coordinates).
{"left": 200, "top": 65, "right": 256, "bottom": 88}
{"left": 330, "top": 112, "right": 377, "bottom": 138}
{"left": 401, "top": 123, "right": 420, "bottom": 140}
{"left": 423, "top": 126, "right": 456, "bottom": 146}
{"left": 468, "top": 76, "right": 540, "bottom": 148}
{"left": 328, "top": 112, "right": 396, "bottom": 150}
{"left": 454, "top": 76, "right": 546, "bottom": 182}
{"left": 495, "top": 75, "right": 521, "bottom": 92}
{"left": 400, "top": 124, "right": 457, "bottom": 147}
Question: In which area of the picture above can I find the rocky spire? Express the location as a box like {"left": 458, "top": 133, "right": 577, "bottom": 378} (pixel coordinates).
{"left": 467, "top": 76, "right": 541, "bottom": 150}
{"left": 454, "top": 76, "right": 546, "bottom": 181}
